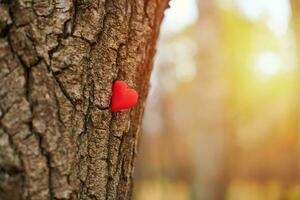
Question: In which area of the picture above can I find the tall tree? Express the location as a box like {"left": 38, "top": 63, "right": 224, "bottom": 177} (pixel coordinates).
{"left": 0, "top": 0, "right": 168, "bottom": 199}
{"left": 192, "top": 0, "right": 228, "bottom": 199}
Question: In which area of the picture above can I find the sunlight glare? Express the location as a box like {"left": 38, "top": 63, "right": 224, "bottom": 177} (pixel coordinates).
{"left": 161, "top": 0, "right": 198, "bottom": 34}
{"left": 235, "top": 0, "right": 291, "bottom": 36}
{"left": 253, "top": 52, "right": 281, "bottom": 77}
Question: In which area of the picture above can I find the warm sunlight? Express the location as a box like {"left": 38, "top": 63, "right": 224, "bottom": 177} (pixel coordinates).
{"left": 136, "top": 0, "right": 300, "bottom": 200}
{"left": 253, "top": 52, "right": 282, "bottom": 77}
{"left": 236, "top": 0, "right": 291, "bottom": 36}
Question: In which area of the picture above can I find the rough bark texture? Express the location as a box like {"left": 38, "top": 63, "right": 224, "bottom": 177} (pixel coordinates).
{"left": 0, "top": 0, "right": 168, "bottom": 199}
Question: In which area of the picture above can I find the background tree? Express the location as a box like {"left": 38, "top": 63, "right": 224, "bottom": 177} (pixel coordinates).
{"left": 135, "top": 0, "right": 229, "bottom": 199}
{"left": 135, "top": 1, "right": 300, "bottom": 199}
{"left": 0, "top": 0, "right": 168, "bottom": 199}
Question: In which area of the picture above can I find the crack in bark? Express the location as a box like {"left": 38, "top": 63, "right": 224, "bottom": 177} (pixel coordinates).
{"left": 77, "top": 54, "right": 95, "bottom": 198}
{"left": 52, "top": 73, "right": 77, "bottom": 108}
{"left": 24, "top": 65, "right": 54, "bottom": 200}
{"left": 70, "top": 0, "right": 78, "bottom": 35}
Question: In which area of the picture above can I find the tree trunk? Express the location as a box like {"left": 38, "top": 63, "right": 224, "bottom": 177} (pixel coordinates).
{"left": 193, "top": 1, "right": 228, "bottom": 199}
{"left": 290, "top": 0, "right": 300, "bottom": 181}
{"left": 0, "top": 0, "right": 168, "bottom": 199}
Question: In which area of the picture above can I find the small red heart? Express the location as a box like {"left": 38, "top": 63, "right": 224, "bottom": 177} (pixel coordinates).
{"left": 111, "top": 81, "right": 138, "bottom": 111}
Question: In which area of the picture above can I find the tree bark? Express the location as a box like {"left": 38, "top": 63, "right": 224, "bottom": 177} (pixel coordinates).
{"left": 0, "top": 0, "right": 168, "bottom": 199}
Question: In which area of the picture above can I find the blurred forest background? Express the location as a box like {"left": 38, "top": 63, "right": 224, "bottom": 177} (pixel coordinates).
{"left": 133, "top": 0, "right": 300, "bottom": 199}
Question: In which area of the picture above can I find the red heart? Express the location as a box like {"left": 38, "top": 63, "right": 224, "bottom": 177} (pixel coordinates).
{"left": 111, "top": 81, "right": 138, "bottom": 111}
